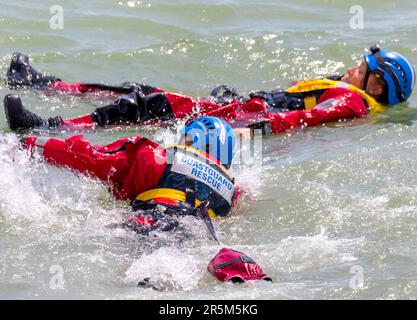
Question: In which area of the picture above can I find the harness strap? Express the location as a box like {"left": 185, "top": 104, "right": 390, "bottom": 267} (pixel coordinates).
{"left": 184, "top": 176, "right": 196, "bottom": 208}
{"left": 304, "top": 96, "right": 317, "bottom": 110}
{"left": 136, "top": 188, "right": 218, "bottom": 218}
{"left": 363, "top": 71, "right": 369, "bottom": 90}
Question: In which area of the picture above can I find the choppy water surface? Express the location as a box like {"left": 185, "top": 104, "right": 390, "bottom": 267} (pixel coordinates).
{"left": 1, "top": 0, "right": 417, "bottom": 299}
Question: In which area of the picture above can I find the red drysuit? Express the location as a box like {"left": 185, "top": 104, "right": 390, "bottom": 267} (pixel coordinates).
{"left": 45, "top": 81, "right": 368, "bottom": 133}
{"left": 22, "top": 134, "right": 238, "bottom": 218}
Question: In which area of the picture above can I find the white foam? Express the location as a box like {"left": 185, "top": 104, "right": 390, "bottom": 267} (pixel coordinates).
{"left": 264, "top": 229, "right": 364, "bottom": 273}
{"left": 0, "top": 134, "right": 51, "bottom": 226}
{"left": 0, "top": 133, "right": 120, "bottom": 235}
{"left": 125, "top": 246, "right": 206, "bottom": 291}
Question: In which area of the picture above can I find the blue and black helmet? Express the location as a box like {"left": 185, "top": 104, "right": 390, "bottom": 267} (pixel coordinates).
{"left": 180, "top": 116, "right": 235, "bottom": 168}
{"left": 364, "top": 46, "right": 416, "bottom": 105}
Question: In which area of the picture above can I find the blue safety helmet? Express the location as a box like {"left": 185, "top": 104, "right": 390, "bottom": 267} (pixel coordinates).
{"left": 364, "top": 46, "right": 416, "bottom": 105}
{"left": 180, "top": 116, "right": 235, "bottom": 168}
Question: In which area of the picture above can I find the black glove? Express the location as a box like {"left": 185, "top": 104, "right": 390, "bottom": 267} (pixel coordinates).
{"left": 122, "top": 209, "right": 179, "bottom": 235}
{"left": 208, "top": 84, "right": 244, "bottom": 106}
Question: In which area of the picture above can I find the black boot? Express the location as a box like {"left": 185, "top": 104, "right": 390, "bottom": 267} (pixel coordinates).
{"left": 90, "top": 91, "right": 174, "bottom": 126}
{"left": 6, "top": 52, "right": 60, "bottom": 89}
{"left": 4, "top": 94, "right": 63, "bottom": 131}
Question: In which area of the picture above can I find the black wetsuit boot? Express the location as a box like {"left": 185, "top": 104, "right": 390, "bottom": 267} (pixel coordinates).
{"left": 6, "top": 52, "right": 60, "bottom": 89}
{"left": 90, "top": 91, "right": 174, "bottom": 126}
{"left": 4, "top": 94, "right": 62, "bottom": 131}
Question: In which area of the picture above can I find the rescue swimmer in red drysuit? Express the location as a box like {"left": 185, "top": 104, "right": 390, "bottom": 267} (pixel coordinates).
{"left": 3, "top": 46, "right": 416, "bottom": 135}
{"left": 17, "top": 116, "right": 273, "bottom": 283}
{"left": 20, "top": 116, "right": 238, "bottom": 234}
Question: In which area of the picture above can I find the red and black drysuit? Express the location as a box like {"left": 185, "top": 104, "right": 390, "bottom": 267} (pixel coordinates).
{"left": 43, "top": 78, "right": 368, "bottom": 134}
{"left": 22, "top": 134, "right": 239, "bottom": 234}
{"left": 6, "top": 52, "right": 368, "bottom": 134}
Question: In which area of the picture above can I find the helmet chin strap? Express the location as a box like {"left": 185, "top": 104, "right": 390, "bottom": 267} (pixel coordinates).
{"left": 362, "top": 69, "right": 371, "bottom": 92}
{"left": 362, "top": 46, "right": 381, "bottom": 93}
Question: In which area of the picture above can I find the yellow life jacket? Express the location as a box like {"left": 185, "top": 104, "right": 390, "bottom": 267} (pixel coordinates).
{"left": 286, "top": 79, "right": 386, "bottom": 114}
{"left": 134, "top": 145, "right": 235, "bottom": 219}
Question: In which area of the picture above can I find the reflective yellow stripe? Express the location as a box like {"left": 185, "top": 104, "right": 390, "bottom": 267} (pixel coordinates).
{"left": 286, "top": 79, "right": 386, "bottom": 114}
{"left": 304, "top": 96, "right": 317, "bottom": 110}
{"left": 137, "top": 188, "right": 186, "bottom": 202}
{"left": 136, "top": 188, "right": 217, "bottom": 218}
{"left": 287, "top": 79, "right": 338, "bottom": 93}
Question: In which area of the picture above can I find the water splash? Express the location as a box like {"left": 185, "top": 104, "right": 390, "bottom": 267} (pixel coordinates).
{"left": 0, "top": 134, "right": 51, "bottom": 228}
{"left": 125, "top": 246, "right": 206, "bottom": 291}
